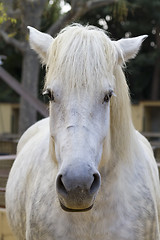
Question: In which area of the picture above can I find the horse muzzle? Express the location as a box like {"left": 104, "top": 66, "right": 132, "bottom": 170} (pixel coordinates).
{"left": 56, "top": 166, "right": 101, "bottom": 212}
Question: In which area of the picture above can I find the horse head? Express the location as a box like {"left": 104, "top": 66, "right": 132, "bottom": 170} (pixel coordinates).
{"left": 28, "top": 24, "right": 147, "bottom": 212}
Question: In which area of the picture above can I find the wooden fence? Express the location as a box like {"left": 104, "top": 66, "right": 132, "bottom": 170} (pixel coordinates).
{"left": 0, "top": 155, "right": 16, "bottom": 208}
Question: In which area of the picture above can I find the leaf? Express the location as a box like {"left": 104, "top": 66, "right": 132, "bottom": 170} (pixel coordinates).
{"left": 0, "top": 3, "right": 17, "bottom": 25}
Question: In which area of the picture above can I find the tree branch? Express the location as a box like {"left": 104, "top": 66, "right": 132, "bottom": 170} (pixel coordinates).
{"left": 47, "top": 0, "right": 117, "bottom": 36}
{"left": 0, "top": 30, "right": 26, "bottom": 53}
{"left": 86, "top": 0, "right": 118, "bottom": 11}
{"left": 47, "top": 8, "right": 83, "bottom": 36}
{"left": 7, "top": 8, "right": 21, "bottom": 19}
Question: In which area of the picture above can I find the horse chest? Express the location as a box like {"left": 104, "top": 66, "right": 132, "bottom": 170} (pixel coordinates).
{"left": 26, "top": 169, "right": 159, "bottom": 240}
{"left": 28, "top": 198, "right": 158, "bottom": 240}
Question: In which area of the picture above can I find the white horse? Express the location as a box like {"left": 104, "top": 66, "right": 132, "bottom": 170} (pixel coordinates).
{"left": 6, "top": 24, "right": 160, "bottom": 240}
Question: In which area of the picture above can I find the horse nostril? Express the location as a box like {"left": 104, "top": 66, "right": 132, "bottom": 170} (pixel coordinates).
{"left": 56, "top": 174, "right": 68, "bottom": 197}
{"left": 56, "top": 172, "right": 101, "bottom": 197}
{"left": 90, "top": 173, "right": 101, "bottom": 195}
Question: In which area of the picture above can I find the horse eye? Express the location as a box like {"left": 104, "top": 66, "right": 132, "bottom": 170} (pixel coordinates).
{"left": 103, "top": 94, "right": 110, "bottom": 103}
{"left": 43, "top": 89, "right": 54, "bottom": 101}
{"left": 103, "top": 90, "right": 113, "bottom": 103}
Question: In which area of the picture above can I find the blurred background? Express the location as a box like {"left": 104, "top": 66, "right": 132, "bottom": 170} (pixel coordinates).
{"left": 0, "top": 0, "right": 160, "bottom": 238}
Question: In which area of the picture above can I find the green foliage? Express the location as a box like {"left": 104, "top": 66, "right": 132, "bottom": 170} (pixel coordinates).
{"left": 112, "top": 0, "right": 128, "bottom": 22}
{"left": 0, "top": 3, "right": 16, "bottom": 24}
{"left": 41, "top": 0, "right": 61, "bottom": 31}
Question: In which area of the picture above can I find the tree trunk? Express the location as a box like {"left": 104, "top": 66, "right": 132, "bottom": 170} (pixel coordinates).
{"left": 151, "top": 57, "right": 160, "bottom": 100}
{"left": 18, "top": 0, "right": 47, "bottom": 135}
{"left": 151, "top": 25, "right": 160, "bottom": 100}
{"left": 19, "top": 48, "right": 40, "bottom": 135}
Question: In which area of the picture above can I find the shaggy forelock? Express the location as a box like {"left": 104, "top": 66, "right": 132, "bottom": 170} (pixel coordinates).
{"left": 45, "top": 24, "right": 118, "bottom": 95}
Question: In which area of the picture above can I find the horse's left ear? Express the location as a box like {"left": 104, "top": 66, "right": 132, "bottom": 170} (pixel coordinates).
{"left": 114, "top": 35, "right": 148, "bottom": 63}
{"left": 27, "top": 26, "right": 54, "bottom": 64}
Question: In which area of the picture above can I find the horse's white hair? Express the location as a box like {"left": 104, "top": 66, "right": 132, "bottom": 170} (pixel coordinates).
{"left": 45, "top": 24, "right": 119, "bottom": 96}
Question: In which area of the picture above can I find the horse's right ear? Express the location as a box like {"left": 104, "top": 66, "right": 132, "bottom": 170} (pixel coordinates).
{"left": 27, "top": 26, "right": 54, "bottom": 64}
{"left": 114, "top": 35, "right": 148, "bottom": 64}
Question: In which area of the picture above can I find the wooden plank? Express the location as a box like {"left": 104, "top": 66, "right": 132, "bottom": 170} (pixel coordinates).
{"left": 0, "top": 188, "right": 5, "bottom": 192}
{"left": 150, "top": 141, "right": 160, "bottom": 148}
{"left": 0, "top": 66, "right": 48, "bottom": 117}
{"left": 0, "top": 205, "right": 5, "bottom": 208}
{"left": 0, "top": 170, "right": 10, "bottom": 177}
{"left": 142, "top": 132, "right": 160, "bottom": 138}
{"left": 143, "top": 132, "right": 160, "bottom": 138}
{"left": 0, "top": 155, "right": 16, "bottom": 161}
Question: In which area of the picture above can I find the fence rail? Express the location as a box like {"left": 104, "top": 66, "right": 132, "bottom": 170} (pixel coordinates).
{"left": 0, "top": 155, "right": 15, "bottom": 208}
{"left": 0, "top": 155, "right": 16, "bottom": 161}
